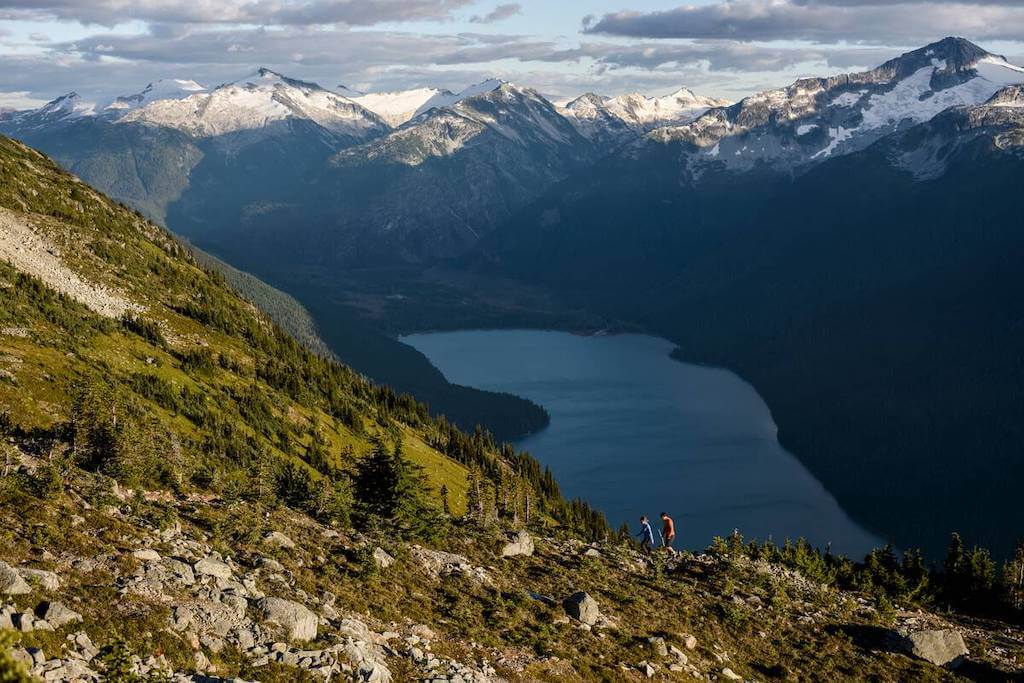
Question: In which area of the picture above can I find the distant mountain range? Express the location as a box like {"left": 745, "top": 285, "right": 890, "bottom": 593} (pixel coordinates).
{"left": 475, "top": 38, "right": 1024, "bottom": 557}
{"left": 3, "top": 36, "right": 1024, "bottom": 556}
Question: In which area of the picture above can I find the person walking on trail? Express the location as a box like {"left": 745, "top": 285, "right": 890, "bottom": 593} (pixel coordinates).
{"left": 636, "top": 515, "right": 655, "bottom": 554}
{"left": 660, "top": 512, "right": 676, "bottom": 553}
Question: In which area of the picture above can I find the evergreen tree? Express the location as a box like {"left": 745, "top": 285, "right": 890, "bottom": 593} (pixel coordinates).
{"left": 1002, "top": 540, "right": 1024, "bottom": 611}
{"left": 352, "top": 438, "right": 400, "bottom": 524}
{"left": 465, "top": 467, "right": 484, "bottom": 526}
{"left": 439, "top": 484, "right": 450, "bottom": 516}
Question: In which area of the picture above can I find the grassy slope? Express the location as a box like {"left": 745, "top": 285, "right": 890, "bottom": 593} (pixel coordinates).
{"left": 0, "top": 135, "right": 469, "bottom": 512}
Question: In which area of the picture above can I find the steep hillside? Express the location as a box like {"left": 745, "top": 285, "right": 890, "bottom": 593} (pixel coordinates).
{"left": 0, "top": 134, "right": 595, "bottom": 536}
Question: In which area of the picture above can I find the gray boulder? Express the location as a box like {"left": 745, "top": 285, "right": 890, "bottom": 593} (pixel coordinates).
{"left": 900, "top": 629, "right": 969, "bottom": 667}
{"left": 260, "top": 597, "right": 318, "bottom": 642}
{"left": 501, "top": 530, "right": 535, "bottom": 558}
{"left": 0, "top": 561, "right": 30, "bottom": 594}
{"left": 194, "top": 556, "right": 233, "bottom": 580}
{"left": 563, "top": 591, "right": 600, "bottom": 626}
{"left": 35, "top": 601, "right": 82, "bottom": 628}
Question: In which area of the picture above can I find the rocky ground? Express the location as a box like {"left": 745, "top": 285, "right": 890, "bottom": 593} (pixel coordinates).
{"left": 2, "top": 443, "right": 1024, "bottom": 682}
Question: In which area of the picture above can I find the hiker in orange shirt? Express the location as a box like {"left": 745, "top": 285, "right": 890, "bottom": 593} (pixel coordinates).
{"left": 660, "top": 512, "right": 676, "bottom": 553}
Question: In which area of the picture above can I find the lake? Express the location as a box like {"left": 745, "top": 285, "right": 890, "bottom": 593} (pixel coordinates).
{"left": 402, "top": 330, "right": 883, "bottom": 558}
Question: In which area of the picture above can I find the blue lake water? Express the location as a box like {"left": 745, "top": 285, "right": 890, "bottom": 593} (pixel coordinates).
{"left": 402, "top": 330, "right": 883, "bottom": 558}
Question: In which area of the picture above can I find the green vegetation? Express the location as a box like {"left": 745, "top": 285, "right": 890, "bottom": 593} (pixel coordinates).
{"left": 711, "top": 530, "right": 1024, "bottom": 623}
{"left": 0, "top": 135, "right": 607, "bottom": 542}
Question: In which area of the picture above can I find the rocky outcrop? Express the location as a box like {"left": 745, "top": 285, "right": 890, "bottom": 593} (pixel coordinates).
{"left": 411, "top": 546, "right": 489, "bottom": 583}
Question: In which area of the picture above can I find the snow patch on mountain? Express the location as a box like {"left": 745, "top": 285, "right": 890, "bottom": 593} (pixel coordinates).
{"left": 560, "top": 87, "right": 729, "bottom": 143}
{"left": 859, "top": 60, "right": 1024, "bottom": 132}
{"left": 352, "top": 80, "right": 506, "bottom": 127}
{"left": 105, "top": 79, "right": 206, "bottom": 113}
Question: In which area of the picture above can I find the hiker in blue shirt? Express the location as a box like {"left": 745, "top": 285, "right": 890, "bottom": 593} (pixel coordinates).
{"left": 635, "top": 515, "right": 655, "bottom": 554}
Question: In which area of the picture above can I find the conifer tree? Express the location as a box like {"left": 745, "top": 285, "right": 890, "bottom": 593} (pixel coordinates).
{"left": 440, "top": 484, "right": 450, "bottom": 515}
{"left": 1003, "top": 541, "right": 1024, "bottom": 611}
{"left": 353, "top": 437, "right": 400, "bottom": 524}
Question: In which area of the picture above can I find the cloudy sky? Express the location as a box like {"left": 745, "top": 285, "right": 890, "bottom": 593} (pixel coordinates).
{"left": 1, "top": 0, "right": 1023, "bottom": 109}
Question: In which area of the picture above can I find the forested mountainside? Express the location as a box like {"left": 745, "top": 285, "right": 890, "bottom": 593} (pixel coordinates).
{"left": 5, "top": 135, "right": 1024, "bottom": 683}
{"left": 476, "top": 74, "right": 1024, "bottom": 558}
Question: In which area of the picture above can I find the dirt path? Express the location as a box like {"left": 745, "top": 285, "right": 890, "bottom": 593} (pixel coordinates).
{"left": 0, "top": 207, "right": 141, "bottom": 318}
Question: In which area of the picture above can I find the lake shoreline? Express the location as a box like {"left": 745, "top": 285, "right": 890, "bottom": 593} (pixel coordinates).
{"left": 403, "top": 328, "right": 884, "bottom": 559}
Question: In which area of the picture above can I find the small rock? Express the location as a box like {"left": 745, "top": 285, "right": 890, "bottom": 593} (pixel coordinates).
{"left": 722, "top": 667, "right": 742, "bottom": 681}
{"left": 264, "top": 531, "right": 296, "bottom": 549}
{"left": 682, "top": 634, "right": 698, "bottom": 650}
{"left": 19, "top": 568, "right": 60, "bottom": 591}
{"left": 35, "top": 602, "right": 82, "bottom": 629}
{"left": 563, "top": 591, "right": 600, "bottom": 626}
{"left": 132, "top": 549, "right": 161, "bottom": 562}
{"left": 13, "top": 613, "right": 35, "bottom": 632}
{"left": 583, "top": 548, "right": 601, "bottom": 558}
{"left": 501, "top": 530, "right": 535, "bottom": 558}
{"left": 373, "top": 547, "right": 395, "bottom": 569}
{"left": 648, "top": 636, "right": 668, "bottom": 657}
{"left": 200, "top": 634, "right": 225, "bottom": 653}
{"left": 0, "top": 561, "right": 31, "bottom": 594}
{"left": 410, "top": 624, "right": 435, "bottom": 641}
{"left": 257, "top": 557, "right": 284, "bottom": 573}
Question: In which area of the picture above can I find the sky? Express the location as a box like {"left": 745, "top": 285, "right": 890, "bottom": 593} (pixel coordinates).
{"left": 1, "top": 0, "right": 1023, "bottom": 109}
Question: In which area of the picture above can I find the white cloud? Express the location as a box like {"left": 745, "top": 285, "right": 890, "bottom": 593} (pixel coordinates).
{"left": 470, "top": 3, "right": 521, "bottom": 24}
{"left": 0, "top": 0, "right": 474, "bottom": 27}
{"left": 584, "top": 0, "right": 1024, "bottom": 44}
{"left": 0, "top": 90, "right": 50, "bottom": 110}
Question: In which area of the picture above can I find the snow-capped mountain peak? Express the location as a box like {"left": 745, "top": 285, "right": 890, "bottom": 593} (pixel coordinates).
{"left": 648, "top": 37, "right": 1024, "bottom": 172}
{"left": 5, "top": 92, "right": 95, "bottom": 130}
{"left": 119, "top": 67, "right": 387, "bottom": 140}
